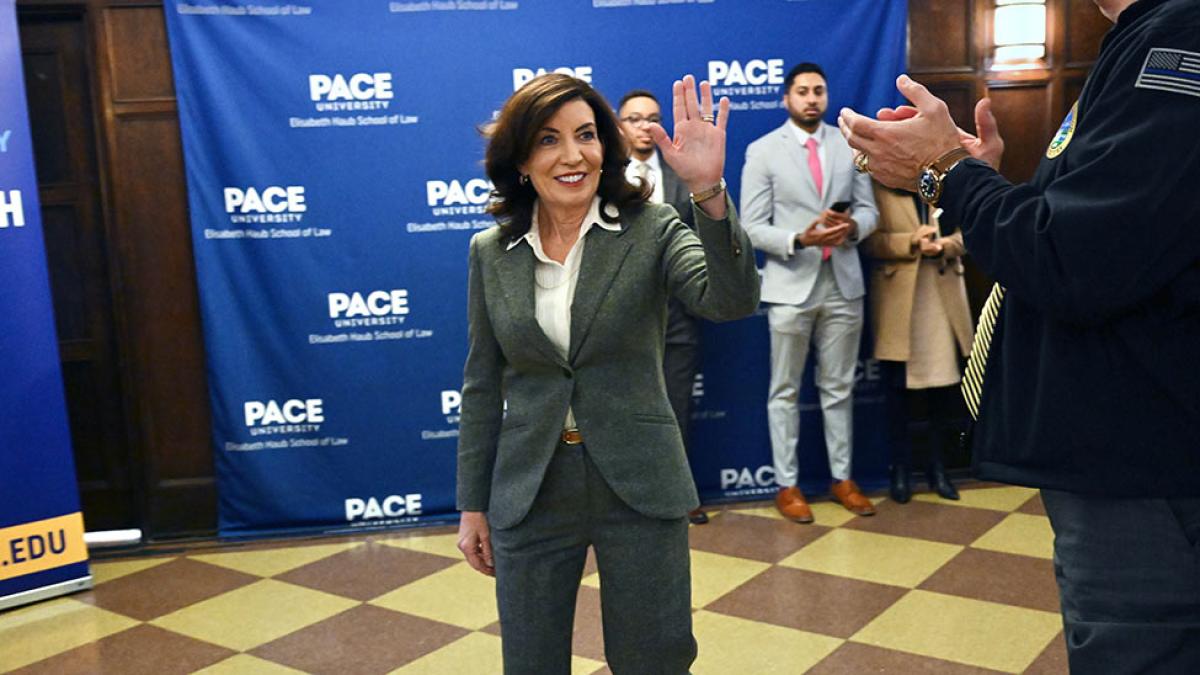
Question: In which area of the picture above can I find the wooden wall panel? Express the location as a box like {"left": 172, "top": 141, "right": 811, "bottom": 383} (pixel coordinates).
{"left": 908, "top": 0, "right": 975, "bottom": 72}
{"left": 928, "top": 80, "right": 978, "bottom": 135}
{"left": 104, "top": 6, "right": 174, "bottom": 101}
{"left": 1065, "top": 0, "right": 1110, "bottom": 67}
{"left": 987, "top": 84, "right": 1051, "bottom": 183}
{"left": 95, "top": 4, "right": 215, "bottom": 536}
{"left": 108, "top": 110, "right": 214, "bottom": 535}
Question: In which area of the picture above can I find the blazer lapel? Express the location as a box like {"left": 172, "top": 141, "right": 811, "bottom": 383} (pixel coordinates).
{"left": 497, "top": 242, "right": 568, "bottom": 367}
{"left": 568, "top": 223, "right": 633, "bottom": 362}
{"left": 818, "top": 123, "right": 837, "bottom": 203}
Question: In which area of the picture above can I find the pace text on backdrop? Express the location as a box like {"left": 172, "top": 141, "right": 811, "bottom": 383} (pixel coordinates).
{"left": 163, "top": 0, "right": 907, "bottom": 537}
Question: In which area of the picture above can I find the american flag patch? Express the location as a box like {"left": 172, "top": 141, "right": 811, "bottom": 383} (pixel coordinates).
{"left": 1136, "top": 48, "right": 1200, "bottom": 99}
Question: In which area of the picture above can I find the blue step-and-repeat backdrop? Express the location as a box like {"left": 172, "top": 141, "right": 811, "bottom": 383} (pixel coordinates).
{"left": 163, "top": 0, "right": 907, "bottom": 537}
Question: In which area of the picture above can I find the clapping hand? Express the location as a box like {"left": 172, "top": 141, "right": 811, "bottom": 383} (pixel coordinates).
{"left": 838, "top": 75, "right": 1005, "bottom": 189}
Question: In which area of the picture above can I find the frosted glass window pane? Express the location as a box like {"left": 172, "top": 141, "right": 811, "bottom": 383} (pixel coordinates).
{"left": 995, "top": 5, "right": 1046, "bottom": 46}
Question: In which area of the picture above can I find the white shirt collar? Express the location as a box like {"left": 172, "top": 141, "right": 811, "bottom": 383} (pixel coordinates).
{"left": 506, "top": 195, "right": 621, "bottom": 251}
{"left": 788, "top": 119, "right": 824, "bottom": 145}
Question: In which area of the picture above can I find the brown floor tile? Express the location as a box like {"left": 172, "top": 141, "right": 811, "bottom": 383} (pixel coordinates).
{"left": 689, "top": 512, "right": 832, "bottom": 563}
{"left": 250, "top": 604, "right": 468, "bottom": 674}
{"left": 919, "top": 548, "right": 1061, "bottom": 613}
{"left": 275, "top": 541, "right": 457, "bottom": 601}
{"left": 478, "top": 585, "right": 607, "bottom": 662}
{"left": 842, "top": 498, "right": 1007, "bottom": 545}
{"left": 79, "top": 558, "right": 259, "bottom": 621}
{"left": 1017, "top": 492, "right": 1048, "bottom": 516}
{"left": 9, "top": 624, "right": 234, "bottom": 675}
{"left": 1024, "top": 631, "right": 1068, "bottom": 674}
{"left": 808, "top": 642, "right": 1005, "bottom": 674}
{"left": 704, "top": 566, "right": 906, "bottom": 638}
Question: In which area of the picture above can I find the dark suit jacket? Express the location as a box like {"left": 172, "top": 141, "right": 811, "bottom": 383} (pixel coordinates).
{"left": 456, "top": 197, "right": 759, "bottom": 529}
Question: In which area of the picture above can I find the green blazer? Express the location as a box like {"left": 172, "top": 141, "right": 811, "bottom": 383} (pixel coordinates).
{"left": 456, "top": 197, "right": 760, "bottom": 529}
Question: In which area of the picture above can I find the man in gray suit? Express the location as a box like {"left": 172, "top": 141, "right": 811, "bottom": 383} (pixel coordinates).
{"left": 618, "top": 89, "right": 708, "bottom": 525}
{"left": 741, "top": 62, "right": 879, "bottom": 523}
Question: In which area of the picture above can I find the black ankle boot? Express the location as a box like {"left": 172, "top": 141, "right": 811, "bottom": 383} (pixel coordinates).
{"left": 889, "top": 464, "right": 912, "bottom": 503}
{"left": 926, "top": 460, "right": 959, "bottom": 500}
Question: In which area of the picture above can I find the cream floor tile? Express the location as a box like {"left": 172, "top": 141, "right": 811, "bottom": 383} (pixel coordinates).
{"left": 913, "top": 486, "right": 1038, "bottom": 512}
{"left": 731, "top": 499, "right": 882, "bottom": 528}
{"left": 580, "top": 549, "right": 769, "bottom": 609}
{"left": 190, "top": 542, "right": 365, "bottom": 577}
{"left": 194, "top": 654, "right": 308, "bottom": 674}
{"left": 692, "top": 610, "right": 843, "bottom": 674}
{"left": 390, "top": 631, "right": 604, "bottom": 675}
{"left": 971, "top": 513, "right": 1054, "bottom": 559}
{"left": 0, "top": 598, "right": 138, "bottom": 672}
{"left": 779, "top": 529, "right": 962, "bottom": 587}
{"left": 89, "top": 557, "right": 175, "bottom": 585}
{"left": 688, "top": 550, "right": 771, "bottom": 608}
{"left": 370, "top": 562, "right": 497, "bottom": 630}
{"left": 851, "top": 589, "right": 1062, "bottom": 673}
{"left": 378, "top": 533, "right": 462, "bottom": 560}
{"left": 149, "top": 578, "right": 357, "bottom": 651}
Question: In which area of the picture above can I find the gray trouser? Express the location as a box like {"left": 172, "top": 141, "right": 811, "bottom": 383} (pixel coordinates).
{"left": 1042, "top": 489, "right": 1200, "bottom": 674}
{"left": 490, "top": 442, "right": 695, "bottom": 675}
{"left": 766, "top": 262, "right": 864, "bottom": 485}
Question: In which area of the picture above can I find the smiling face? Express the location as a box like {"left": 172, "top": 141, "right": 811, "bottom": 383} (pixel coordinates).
{"left": 519, "top": 98, "right": 604, "bottom": 218}
{"left": 784, "top": 71, "right": 828, "bottom": 131}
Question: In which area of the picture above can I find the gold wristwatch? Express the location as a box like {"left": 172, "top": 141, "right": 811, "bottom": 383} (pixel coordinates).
{"left": 917, "top": 147, "right": 971, "bottom": 208}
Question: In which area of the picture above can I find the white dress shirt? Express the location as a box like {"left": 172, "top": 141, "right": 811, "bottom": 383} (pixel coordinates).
{"left": 506, "top": 195, "right": 621, "bottom": 428}
{"left": 624, "top": 152, "right": 665, "bottom": 205}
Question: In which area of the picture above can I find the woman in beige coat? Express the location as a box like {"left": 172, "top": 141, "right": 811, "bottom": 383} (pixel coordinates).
{"left": 863, "top": 183, "right": 974, "bottom": 502}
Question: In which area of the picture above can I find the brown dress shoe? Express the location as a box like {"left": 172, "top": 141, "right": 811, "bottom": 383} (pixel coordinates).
{"left": 831, "top": 479, "right": 876, "bottom": 516}
{"left": 775, "top": 486, "right": 814, "bottom": 523}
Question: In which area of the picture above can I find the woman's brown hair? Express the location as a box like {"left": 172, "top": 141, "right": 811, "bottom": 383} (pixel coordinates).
{"left": 484, "top": 73, "right": 649, "bottom": 242}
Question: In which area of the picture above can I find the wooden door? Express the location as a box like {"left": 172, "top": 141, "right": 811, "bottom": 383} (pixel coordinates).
{"left": 19, "top": 9, "right": 139, "bottom": 532}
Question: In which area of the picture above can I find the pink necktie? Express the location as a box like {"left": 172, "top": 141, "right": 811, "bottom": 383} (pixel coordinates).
{"left": 805, "top": 137, "right": 831, "bottom": 261}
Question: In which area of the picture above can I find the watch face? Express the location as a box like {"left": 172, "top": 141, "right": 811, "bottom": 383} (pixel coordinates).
{"left": 918, "top": 169, "right": 940, "bottom": 203}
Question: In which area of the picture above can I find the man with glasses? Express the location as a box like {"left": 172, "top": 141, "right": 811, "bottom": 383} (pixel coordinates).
{"left": 617, "top": 88, "right": 708, "bottom": 525}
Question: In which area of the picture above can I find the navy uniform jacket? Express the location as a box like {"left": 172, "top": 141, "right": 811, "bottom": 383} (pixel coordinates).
{"left": 939, "top": 0, "right": 1200, "bottom": 497}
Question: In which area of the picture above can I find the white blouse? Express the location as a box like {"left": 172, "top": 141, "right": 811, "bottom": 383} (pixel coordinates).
{"left": 506, "top": 196, "right": 621, "bottom": 429}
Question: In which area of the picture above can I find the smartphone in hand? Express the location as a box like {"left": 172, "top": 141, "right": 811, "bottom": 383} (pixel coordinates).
{"left": 830, "top": 200, "right": 851, "bottom": 213}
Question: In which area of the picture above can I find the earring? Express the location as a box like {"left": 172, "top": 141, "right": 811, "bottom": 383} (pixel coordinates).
{"left": 519, "top": 174, "right": 529, "bottom": 185}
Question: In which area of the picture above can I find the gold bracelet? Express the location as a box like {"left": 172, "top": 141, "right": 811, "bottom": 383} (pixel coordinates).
{"left": 689, "top": 178, "right": 726, "bottom": 205}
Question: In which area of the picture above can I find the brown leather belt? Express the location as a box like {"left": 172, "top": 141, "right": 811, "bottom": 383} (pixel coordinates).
{"left": 560, "top": 428, "right": 584, "bottom": 445}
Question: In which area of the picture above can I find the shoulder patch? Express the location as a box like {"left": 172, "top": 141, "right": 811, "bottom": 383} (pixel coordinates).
{"left": 1135, "top": 48, "right": 1200, "bottom": 99}
{"left": 1046, "top": 101, "right": 1078, "bottom": 159}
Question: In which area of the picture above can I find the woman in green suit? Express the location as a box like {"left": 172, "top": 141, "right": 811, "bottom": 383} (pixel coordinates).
{"left": 454, "top": 73, "right": 759, "bottom": 674}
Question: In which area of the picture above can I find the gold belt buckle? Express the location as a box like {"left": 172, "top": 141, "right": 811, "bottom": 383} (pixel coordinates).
{"left": 560, "top": 428, "right": 584, "bottom": 445}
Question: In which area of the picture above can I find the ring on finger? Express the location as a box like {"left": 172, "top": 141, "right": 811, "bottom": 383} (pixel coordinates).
{"left": 854, "top": 152, "right": 870, "bottom": 174}
{"left": 701, "top": 114, "right": 715, "bottom": 123}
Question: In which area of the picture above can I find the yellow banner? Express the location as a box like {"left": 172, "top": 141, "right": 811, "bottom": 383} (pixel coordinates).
{"left": 0, "top": 512, "right": 88, "bottom": 581}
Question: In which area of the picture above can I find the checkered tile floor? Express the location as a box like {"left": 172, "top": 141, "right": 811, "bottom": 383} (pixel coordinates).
{"left": 0, "top": 483, "right": 1068, "bottom": 674}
